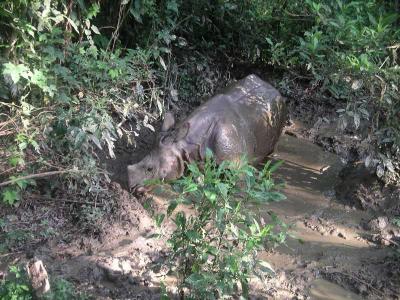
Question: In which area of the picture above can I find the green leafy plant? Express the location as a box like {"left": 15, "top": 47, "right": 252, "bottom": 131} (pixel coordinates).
{"left": 0, "top": 266, "right": 33, "bottom": 300}
{"left": 0, "top": 265, "right": 86, "bottom": 300}
{"left": 0, "top": 0, "right": 164, "bottom": 206}
{"left": 157, "top": 150, "right": 287, "bottom": 299}
{"left": 44, "top": 278, "right": 87, "bottom": 300}
{"left": 392, "top": 217, "right": 400, "bottom": 228}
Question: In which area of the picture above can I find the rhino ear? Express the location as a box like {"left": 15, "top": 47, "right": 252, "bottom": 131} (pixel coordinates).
{"left": 161, "top": 112, "right": 175, "bottom": 132}
{"left": 175, "top": 122, "right": 189, "bottom": 141}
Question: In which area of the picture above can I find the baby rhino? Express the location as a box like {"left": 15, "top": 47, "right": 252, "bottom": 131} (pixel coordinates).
{"left": 127, "top": 74, "right": 287, "bottom": 192}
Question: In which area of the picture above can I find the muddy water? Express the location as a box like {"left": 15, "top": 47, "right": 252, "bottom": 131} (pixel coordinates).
{"left": 256, "top": 135, "right": 383, "bottom": 299}
{"left": 309, "top": 279, "right": 362, "bottom": 300}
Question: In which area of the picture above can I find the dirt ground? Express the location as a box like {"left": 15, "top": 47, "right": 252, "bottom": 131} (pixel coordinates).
{"left": 1, "top": 75, "right": 400, "bottom": 299}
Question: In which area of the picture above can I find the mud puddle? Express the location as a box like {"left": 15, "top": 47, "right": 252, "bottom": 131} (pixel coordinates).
{"left": 309, "top": 279, "right": 362, "bottom": 300}
{"left": 256, "top": 135, "right": 397, "bottom": 299}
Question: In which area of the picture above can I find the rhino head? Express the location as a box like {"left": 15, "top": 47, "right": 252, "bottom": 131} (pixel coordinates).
{"left": 127, "top": 113, "right": 188, "bottom": 193}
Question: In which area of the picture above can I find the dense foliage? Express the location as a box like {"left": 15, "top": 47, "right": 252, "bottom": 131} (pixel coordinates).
{"left": 155, "top": 151, "right": 287, "bottom": 299}
{"left": 0, "top": 265, "right": 86, "bottom": 300}
{"left": 0, "top": 1, "right": 399, "bottom": 195}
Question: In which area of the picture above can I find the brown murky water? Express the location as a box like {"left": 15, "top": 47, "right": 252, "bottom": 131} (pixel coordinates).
{"left": 254, "top": 135, "right": 389, "bottom": 299}
{"left": 309, "top": 279, "right": 362, "bottom": 300}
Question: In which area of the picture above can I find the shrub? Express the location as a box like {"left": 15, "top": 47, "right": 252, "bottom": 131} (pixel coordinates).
{"left": 0, "top": 266, "right": 33, "bottom": 300}
{"left": 0, "top": 1, "right": 162, "bottom": 205}
{"left": 155, "top": 151, "right": 287, "bottom": 299}
{"left": 0, "top": 265, "right": 86, "bottom": 300}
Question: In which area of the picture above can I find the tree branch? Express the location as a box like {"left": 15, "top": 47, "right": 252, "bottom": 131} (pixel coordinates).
{"left": 0, "top": 170, "right": 80, "bottom": 188}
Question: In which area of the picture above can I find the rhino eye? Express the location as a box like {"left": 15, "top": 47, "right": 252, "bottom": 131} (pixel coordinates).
{"left": 147, "top": 167, "right": 153, "bottom": 172}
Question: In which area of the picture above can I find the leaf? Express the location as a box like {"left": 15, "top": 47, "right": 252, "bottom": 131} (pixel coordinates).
{"left": 187, "top": 163, "right": 200, "bottom": 175}
{"left": 167, "top": 201, "right": 178, "bottom": 216}
{"left": 129, "top": 7, "right": 143, "bottom": 23}
{"left": 217, "top": 182, "right": 228, "bottom": 198}
{"left": 30, "top": 69, "right": 48, "bottom": 90}
{"left": 9, "top": 156, "right": 24, "bottom": 167}
{"left": 258, "top": 260, "right": 275, "bottom": 274}
{"left": 183, "top": 183, "right": 198, "bottom": 193}
{"left": 155, "top": 214, "right": 165, "bottom": 227}
{"left": 91, "top": 25, "right": 100, "bottom": 34}
{"left": 87, "top": 3, "right": 100, "bottom": 19}
{"left": 174, "top": 212, "right": 186, "bottom": 228}
{"left": 2, "top": 63, "right": 29, "bottom": 83}
{"left": 186, "top": 273, "right": 204, "bottom": 285}
{"left": 159, "top": 57, "right": 167, "bottom": 71}
{"left": 90, "top": 135, "right": 102, "bottom": 150}
{"left": 167, "top": 0, "right": 179, "bottom": 14}
{"left": 12, "top": 177, "right": 33, "bottom": 190}
{"left": 338, "top": 116, "right": 348, "bottom": 131}
{"left": 353, "top": 113, "right": 360, "bottom": 129}
{"left": 351, "top": 80, "right": 362, "bottom": 90}
{"left": 269, "top": 160, "right": 284, "bottom": 173}
{"left": 205, "top": 148, "right": 214, "bottom": 160}
{"left": 65, "top": 16, "right": 79, "bottom": 33}
{"left": 358, "top": 107, "right": 369, "bottom": 119}
{"left": 156, "top": 99, "right": 163, "bottom": 115}
{"left": 185, "top": 230, "right": 200, "bottom": 241}
{"left": 147, "top": 233, "right": 161, "bottom": 239}
{"left": 143, "top": 115, "right": 155, "bottom": 132}
{"left": 2, "top": 188, "right": 20, "bottom": 205}
{"left": 376, "top": 164, "right": 384, "bottom": 178}
{"left": 204, "top": 190, "right": 217, "bottom": 203}
{"left": 230, "top": 223, "right": 239, "bottom": 237}
{"left": 384, "top": 159, "right": 395, "bottom": 173}
{"left": 269, "top": 192, "right": 287, "bottom": 202}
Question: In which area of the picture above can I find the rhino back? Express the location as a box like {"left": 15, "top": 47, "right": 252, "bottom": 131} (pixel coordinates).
{"left": 177, "top": 74, "right": 286, "bottom": 162}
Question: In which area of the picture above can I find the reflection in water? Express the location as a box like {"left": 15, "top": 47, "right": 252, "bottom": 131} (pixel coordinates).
{"left": 310, "top": 279, "right": 362, "bottom": 300}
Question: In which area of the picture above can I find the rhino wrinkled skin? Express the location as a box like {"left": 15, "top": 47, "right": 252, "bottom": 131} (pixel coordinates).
{"left": 127, "top": 74, "right": 287, "bottom": 192}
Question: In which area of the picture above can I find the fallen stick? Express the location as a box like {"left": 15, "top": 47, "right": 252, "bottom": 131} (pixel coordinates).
{"left": 0, "top": 170, "right": 79, "bottom": 188}
{"left": 34, "top": 195, "right": 104, "bottom": 207}
{"left": 328, "top": 270, "right": 384, "bottom": 296}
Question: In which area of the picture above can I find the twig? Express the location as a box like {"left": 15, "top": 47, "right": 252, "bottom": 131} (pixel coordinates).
{"left": 0, "top": 130, "right": 14, "bottom": 137}
{"left": 0, "top": 166, "right": 16, "bottom": 176}
{"left": 381, "top": 236, "right": 400, "bottom": 247}
{"left": 0, "top": 170, "right": 80, "bottom": 188}
{"left": 34, "top": 196, "right": 104, "bottom": 207}
{"left": 107, "top": 0, "right": 131, "bottom": 52}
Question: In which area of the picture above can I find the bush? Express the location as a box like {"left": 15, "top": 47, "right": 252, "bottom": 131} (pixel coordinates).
{"left": 0, "top": 1, "right": 162, "bottom": 205}
{"left": 0, "top": 266, "right": 33, "bottom": 300}
{"left": 0, "top": 265, "right": 85, "bottom": 300}
{"left": 155, "top": 151, "right": 287, "bottom": 299}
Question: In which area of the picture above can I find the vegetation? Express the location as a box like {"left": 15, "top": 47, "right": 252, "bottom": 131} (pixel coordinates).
{"left": 0, "top": 266, "right": 32, "bottom": 300}
{"left": 0, "top": 266, "right": 85, "bottom": 300}
{"left": 154, "top": 151, "right": 287, "bottom": 299}
{"left": 1, "top": 0, "right": 399, "bottom": 206}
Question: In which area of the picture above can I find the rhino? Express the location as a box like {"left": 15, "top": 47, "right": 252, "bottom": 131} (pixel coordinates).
{"left": 127, "top": 74, "right": 287, "bottom": 192}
